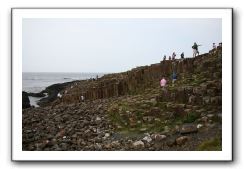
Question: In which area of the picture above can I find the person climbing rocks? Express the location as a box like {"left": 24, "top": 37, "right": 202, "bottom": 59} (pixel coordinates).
{"left": 172, "top": 52, "right": 176, "bottom": 60}
{"left": 181, "top": 52, "right": 184, "bottom": 59}
{"left": 169, "top": 56, "right": 172, "bottom": 60}
{"left": 192, "top": 42, "right": 201, "bottom": 57}
{"left": 163, "top": 55, "right": 166, "bottom": 61}
{"left": 172, "top": 72, "right": 177, "bottom": 87}
{"left": 81, "top": 95, "right": 85, "bottom": 102}
{"left": 57, "top": 93, "right": 62, "bottom": 98}
{"left": 160, "top": 77, "right": 167, "bottom": 90}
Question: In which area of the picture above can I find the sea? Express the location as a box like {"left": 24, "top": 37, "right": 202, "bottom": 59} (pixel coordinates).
{"left": 22, "top": 72, "right": 105, "bottom": 107}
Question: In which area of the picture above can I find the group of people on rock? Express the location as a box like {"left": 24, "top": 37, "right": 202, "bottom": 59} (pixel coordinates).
{"left": 211, "top": 42, "right": 222, "bottom": 54}
{"left": 212, "top": 42, "right": 222, "bottom": 49}
{"left": 163, "top": 52, "right": 184, "bottom": 61}
{"left": 163, "top": 42, "right": 200, "bottom": 61}
{"left": 163, "top": 41, "right": 222, "bottom": 61}
{"left": 160, "top": 42, "right": 222, "bottom": 90}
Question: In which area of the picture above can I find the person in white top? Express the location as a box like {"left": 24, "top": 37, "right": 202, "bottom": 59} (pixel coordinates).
{"left": 57, "top": 93, "right": 62, "bottom": 98}
{"left": 81, "top": 95, "right": 85, "bottom": 102}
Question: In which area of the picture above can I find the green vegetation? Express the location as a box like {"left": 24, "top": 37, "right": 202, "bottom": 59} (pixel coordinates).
{"left": 107, "top": 99, "right": 169, "bottom": 134}
{"left": 183, "top": 112, "right": 199, "bottom": 123}
{"left": 106, "top": 53, "right": 222, "bottom": 137}
{"left": 197, "top": 136, "right": 222, "bottom": 151}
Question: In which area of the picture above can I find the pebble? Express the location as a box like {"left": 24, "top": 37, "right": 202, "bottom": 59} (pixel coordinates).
{"left": 176, "top": 136, "right": 191, "bottom": 145}
{"left": 142, "top": 136, "right": 152, "bottom": 143}
{"left": 197, "top": 124, "right": 203, "bottom": 129}
{"left": 132, "top": 140, "right": 145, "bottom": 148}
{"left": 180, "top": 124, "right": 198, "bottom": 134}
{"left": 207, "top": 114, "right": 214, "bottom": 118}
{"left": 151, "top": 134, "right": 167, "bottom": 141}
{"left": 96, "top": 116, "right": 102, "bottom": 121}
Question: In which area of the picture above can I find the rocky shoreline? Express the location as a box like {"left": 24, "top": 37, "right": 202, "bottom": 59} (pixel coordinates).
{"left": 23, "top": 80, "right": 79, "bottom": 108}
{"left": 23, "top": 47, "right": 222, "bottom": 151}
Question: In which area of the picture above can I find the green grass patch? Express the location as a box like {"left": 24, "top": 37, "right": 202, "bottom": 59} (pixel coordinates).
{"left": 155, "top": 102, "right": 167, "bottom": 110}
{"left": 183, "top": 112, "right": 199, "bottom": 123}
{"left": 197, "top": 136, "right": 222, "bottom": 151}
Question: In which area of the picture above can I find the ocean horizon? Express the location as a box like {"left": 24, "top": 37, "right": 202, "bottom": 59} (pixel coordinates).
{"left": 22, "top": 72, "right": 106, "bottom": 93}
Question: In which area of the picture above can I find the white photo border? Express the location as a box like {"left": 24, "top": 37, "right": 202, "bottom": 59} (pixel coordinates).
{"left": 12, "top": 8, "right": 233, "bottom": 161}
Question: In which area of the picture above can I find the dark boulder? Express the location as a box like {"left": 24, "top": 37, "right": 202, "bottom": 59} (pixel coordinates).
{"left": 22, "top": 91, "right": 31, "bottom": 109}
{"left": 28, "top": 92, "right": 46, "bottom": 97}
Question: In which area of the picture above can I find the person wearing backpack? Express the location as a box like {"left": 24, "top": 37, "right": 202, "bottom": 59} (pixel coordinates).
{"left": 192, "top": 42, "right": 201, "bottom": 57}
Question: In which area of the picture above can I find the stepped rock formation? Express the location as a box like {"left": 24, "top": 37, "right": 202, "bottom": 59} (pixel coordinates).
{"left": 54, "top": 46, "right": 222, "bottom": 105}
{"left": 22, "top": 47, "right": 222, "bottom": 151}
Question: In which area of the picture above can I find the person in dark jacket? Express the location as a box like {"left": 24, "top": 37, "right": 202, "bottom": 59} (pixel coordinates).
{"left": 172, "top": 72, "right": 177, "bottom": 86}
{"left": 192, "top": 42, "right": 201, "bottom": 57}
{"left": 172, "top": 52, "right": 176, "bottom": 60}
{"left": 163, "top": 55, "right": 166, "bottom": 61}
{"left": 180, "top": 52, "right": 184, "bottom": 59}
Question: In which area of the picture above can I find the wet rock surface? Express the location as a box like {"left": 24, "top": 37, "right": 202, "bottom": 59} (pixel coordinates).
{"left": 23, "top": 48, "right": 222, "bottom": 151}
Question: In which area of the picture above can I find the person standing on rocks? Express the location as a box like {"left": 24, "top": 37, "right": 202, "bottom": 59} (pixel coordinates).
{"left": 172, "top": 52, "right": 176, "bottom": 60}
{"left": 219, "top": 42, "right": 222, "bottom": 47}
{"left": 192, "top": 42, "right": 201, "bottom": 57}
{"left": 57, "top": 93, "right": 62, "bottom": 98}
{"left": 169, "top": 56, "right": 172, "bottom": 60}
{"left": 81, "top": 95, "right": 85, "bottom": 102}
{"left": 163, "top": 55, "right": 166, "bottom": 61}
{"left": 172, "top": 72, "right": 177, "bottom": 87}
{"left": 181, "top": 52, "right": 184, "bottom": 59}
{"left": 160, "top": 77, "right": 167, "bottom": 90}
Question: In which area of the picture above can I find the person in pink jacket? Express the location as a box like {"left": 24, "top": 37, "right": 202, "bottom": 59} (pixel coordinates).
{"left": 160, "top": 77, "right": 167, "bottom": 90}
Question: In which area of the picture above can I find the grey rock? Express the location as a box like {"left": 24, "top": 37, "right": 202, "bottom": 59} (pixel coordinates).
{"left": 132, "top": 140, "right": 145, "bottom": 148}
{"left": 176, "top": 136, "right": 191, "bottom": 145}
{"left": 180, "top": 124, "right": 198, "bottom": 134}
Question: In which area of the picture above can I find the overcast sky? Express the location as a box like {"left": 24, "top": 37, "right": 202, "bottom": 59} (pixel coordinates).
{"left": 23, "top": 18, "right": 222, "bottom": 73}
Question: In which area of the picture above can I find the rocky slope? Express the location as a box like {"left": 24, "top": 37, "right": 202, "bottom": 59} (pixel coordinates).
{"left": 22, "top": 47, "right": 222, "bottom": 151}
